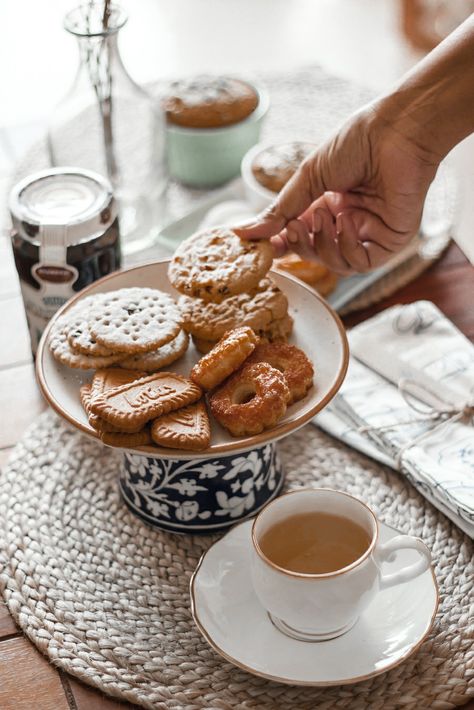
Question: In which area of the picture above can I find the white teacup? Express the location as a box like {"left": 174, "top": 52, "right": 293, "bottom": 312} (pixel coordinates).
{"left": 251, "top": 488, "right": 432, "bottom": 641}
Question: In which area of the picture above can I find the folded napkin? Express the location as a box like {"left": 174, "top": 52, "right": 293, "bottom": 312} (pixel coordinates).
{"left": 315, "top": 301, "right": 474, "bottom": 538}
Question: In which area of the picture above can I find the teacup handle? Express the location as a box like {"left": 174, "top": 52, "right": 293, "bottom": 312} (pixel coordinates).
{"left": 374, "top": 535, "right": 432, "bottom": 589}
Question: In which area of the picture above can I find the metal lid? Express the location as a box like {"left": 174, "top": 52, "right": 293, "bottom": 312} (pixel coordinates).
{"left": 9, "top": 167, "right": 117, "bottom": 245}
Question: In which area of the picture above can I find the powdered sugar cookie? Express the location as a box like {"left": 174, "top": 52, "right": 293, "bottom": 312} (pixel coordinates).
{"left": 119, "top": 329, "right": 189, "bottom": 371}
{"left": 168, "top": 228, "right": 273, "bottom": 303}
{"left": 67, "top": 313, "right": 116, "bottom": 356}
{"left": 49, "top": 316, "right": 123, "bottom": 369}
{"left": 178, "top": 277, "right": 288, "bottom": 341}
{"left": 58, "top": 293, "right": 116, "bottom": 356}
{"left": 164, "top": 76, "right": 258, "bottom": 129}
{"left": 90, "top": 288, "right": 182, "bottom": 354}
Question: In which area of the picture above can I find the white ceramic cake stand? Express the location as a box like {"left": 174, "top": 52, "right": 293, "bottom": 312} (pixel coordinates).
{"left": 36, "top": 260, "right": 348, "bottom": 533}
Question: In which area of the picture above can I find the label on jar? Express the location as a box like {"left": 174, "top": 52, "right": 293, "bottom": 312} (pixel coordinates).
{"left": 21, "top": 261, "right": 79, "bottom": 354}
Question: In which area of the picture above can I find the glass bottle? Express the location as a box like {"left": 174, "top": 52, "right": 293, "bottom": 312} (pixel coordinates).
{"left": 48, "top": 3, "right": 167, "bottom": 255}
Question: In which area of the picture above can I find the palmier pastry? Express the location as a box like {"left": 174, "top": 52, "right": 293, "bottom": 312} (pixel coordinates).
{"left": 209, "top": 362, "right": 290, "bottom": 437}
{"left": 245, "top": 342, "right": 313, "bottom": 403}
{"left": 190, "top": 326, "right": 259, "bottom": 391}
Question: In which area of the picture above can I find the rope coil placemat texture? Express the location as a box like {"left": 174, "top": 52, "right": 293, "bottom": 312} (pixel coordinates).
{"left": 0, "top": 411, "right": 472, "bottom": 709}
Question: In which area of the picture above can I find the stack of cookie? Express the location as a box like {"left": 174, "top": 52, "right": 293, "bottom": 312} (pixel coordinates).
{"left": 168, "top": 227, "right": 293, "bottom": 353}
{"left": 49, "top": 287, "right": 189, "bottom": 371}
{"left": 167, "top": 228, "right": 314, "bottom": 439}
{"left": 80, "top": 368, "right": 210, "bottom": 451}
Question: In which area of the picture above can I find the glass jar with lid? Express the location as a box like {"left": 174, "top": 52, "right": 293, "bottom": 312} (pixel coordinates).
{"left": 9, "top": 167, "right": 121, "bottom": 355}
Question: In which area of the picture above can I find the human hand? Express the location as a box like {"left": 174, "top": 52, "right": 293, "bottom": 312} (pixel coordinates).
{"left": 235, "top": 103, "right": 440, "bottom": 274}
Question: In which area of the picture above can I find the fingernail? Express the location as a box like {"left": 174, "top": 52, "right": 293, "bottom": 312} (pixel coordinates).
{"left": 313, "top": 211, "right": 322, "bottom": 233}
{"left": 287, "top": 230, "right": 299, "bottom": 244}
{"left": 270, "top": 234, "right": 286, "bottom": 258}
{"left": 336, "top": 212, "right": 343, "bottom": 235}
{"left": 234, "top": 222, "right": 256, "bottom": 231}
{"left": 260, "top": 206, "right": 277, "bottom": 222}
{"left": 326, "top": 191, "right": 343, "bottom": 208}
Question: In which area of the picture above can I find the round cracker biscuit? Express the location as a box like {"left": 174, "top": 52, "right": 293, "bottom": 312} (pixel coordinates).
{"left": 67, "top": 314, "right": 116, "bottom": 356}
{"left": 119, "top": 329, "right": 189, "bottom": 371}
{"left": 168, "top": 227, "right": 273, "bottom": 303}
{"left": 90, "top": 287, "right": 182, "bottom": 354}
{"left": 49, "top": 316, "right": 123, "bottom": 369}
{"left": 178, "top": 277, "right": 288, "bottom": 341}
{"left": 52, "top": 293, "right": 117, "bottom": 356}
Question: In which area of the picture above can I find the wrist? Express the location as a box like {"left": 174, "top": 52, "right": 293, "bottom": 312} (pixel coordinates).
{"left": 374, "top": 15, "right": 474, "bottom": 162}
{"left": 373, "top": 90, "right": 446, "bottom": 166}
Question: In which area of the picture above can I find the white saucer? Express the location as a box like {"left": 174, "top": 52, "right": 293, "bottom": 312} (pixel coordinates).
{"left": 190, "top": 520, "right": 439, "bottom": 686}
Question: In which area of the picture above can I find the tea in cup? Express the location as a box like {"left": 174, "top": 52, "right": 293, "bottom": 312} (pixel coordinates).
{"left": 251, "top": 488, "right": 432, "bottom": 641}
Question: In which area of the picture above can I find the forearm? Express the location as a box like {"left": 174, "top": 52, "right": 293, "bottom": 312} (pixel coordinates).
{"left": 376, "top": 14, "right": 474, "bottom": 161}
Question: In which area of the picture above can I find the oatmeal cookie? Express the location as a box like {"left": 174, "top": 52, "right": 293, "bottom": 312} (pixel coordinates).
{"left": 168, "top": 228, "right": 273, "bottom": 303}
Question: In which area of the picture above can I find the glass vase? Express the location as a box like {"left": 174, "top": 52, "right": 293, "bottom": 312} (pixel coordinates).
{"left": 48, "top": 3, "right": 167, "bottom": 255}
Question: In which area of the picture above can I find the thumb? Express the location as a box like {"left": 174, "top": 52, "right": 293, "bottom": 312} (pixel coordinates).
{"left": 234, "top": 157, "right": 326, "bottom": 240}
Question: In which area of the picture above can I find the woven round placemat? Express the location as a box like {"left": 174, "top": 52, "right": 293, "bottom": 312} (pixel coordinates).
{"left": 1, "top": 411, "right": 472, "bottom": 709}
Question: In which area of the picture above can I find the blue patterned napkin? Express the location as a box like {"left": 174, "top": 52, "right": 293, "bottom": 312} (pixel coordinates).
{"left": 315, "top": 301, "right": 474, "bottom": 538}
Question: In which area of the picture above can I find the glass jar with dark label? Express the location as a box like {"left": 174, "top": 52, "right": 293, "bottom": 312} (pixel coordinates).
{"left": 9, "top": 167, "right": 121, "bottom": 354}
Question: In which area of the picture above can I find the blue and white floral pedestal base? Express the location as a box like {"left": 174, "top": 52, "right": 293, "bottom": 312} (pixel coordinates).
{"left": 119, "top": 443, "right": 284, "bottom": 534}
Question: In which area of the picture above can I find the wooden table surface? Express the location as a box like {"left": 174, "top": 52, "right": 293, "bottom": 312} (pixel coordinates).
{"left": 0, "top": 235, "right": 473, "bottom": 709}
